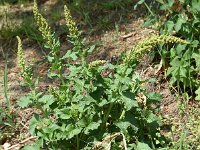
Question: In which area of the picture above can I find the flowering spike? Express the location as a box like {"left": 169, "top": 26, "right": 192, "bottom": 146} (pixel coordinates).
{"left": 17, "top": 36, "right": 26, "bottom": 74}
{"left": 126, "top": 35, "right": 189, "bottom": 63}
{"left": 64, "top": 5, "right": 80, "bottom": 42}
{"left": 89, "top": 60, "right": 107, "bottom": 68}
{"left": 33, "top": 0, "right": 54, "bottom": 48}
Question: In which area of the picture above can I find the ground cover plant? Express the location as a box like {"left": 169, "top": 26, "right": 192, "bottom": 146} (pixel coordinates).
{"left": 135, "top": 0, "right": 200, "bottom": 149}
{"left": 136, "top": 0, "right": 200, "bottom": 99}
{"left": 16, "top": 0, "right": 189, "bottom": 149}
{"left": 0, "top": 0, "right": 199, "bottom": 150}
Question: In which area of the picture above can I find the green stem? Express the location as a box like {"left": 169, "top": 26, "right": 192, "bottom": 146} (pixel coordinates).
{"left": 119, "top": 110, "right": 125, "bottom": 120}
{"left": 3, "top": 53, "right": 10, "bottom": 113}
{"left": 76, "top": 135, "right": 80, "bottom": 150}
{"left": 31, "top": 89, "right": 46, "bottom": 117}
{"left": 101, "top": 102, "right": 114, "bottom": 131}
{"left": 144, "top": 2, "right": 155, "bottom": 17}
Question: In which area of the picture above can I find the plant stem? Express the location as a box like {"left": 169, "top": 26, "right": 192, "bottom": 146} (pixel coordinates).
{"left": 3, "top": 52, "right": 10, "bottom": 113}
{"left": 101, "top": 102, "right": 114, "bottom": 131}
{"left": 144, "top": 2, "right": 155, "bottom": 17}
{"left": 119, "top": 110, "right": 125, "bottom": 120}
{"left": 76, "top": 135, "right": 80, "bottom": 150}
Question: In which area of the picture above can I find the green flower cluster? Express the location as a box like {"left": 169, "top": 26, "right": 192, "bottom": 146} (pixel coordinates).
{"left": 127, "top": 35, "right": 189, "bottom": 62}
{"left": 89, "top": 60, "right": 107, "bottom": 68}
{"left": 64, "top": 5, "right": 80, "bottom": 43}
{"left": 17, "top": 36, "right": 26, "bottom": 76}
{"left": 17, "top": 36, "right": 33, "bottom": 82}
{"left": 33, "top": 0, "right": 54, "bottom": 47}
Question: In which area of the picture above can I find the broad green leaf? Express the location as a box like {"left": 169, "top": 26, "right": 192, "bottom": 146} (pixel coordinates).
{"left": 192, "top": 0, "right": 200, "bottom": 11}
{"left": 48, "top": 123, "right": 60, "bottom": 132}
{"left": 124, "top": 111, "right": 139, "bottom": 131}
{"left": 38, "top": 95, "right": 55, "bottom": 110}
{"left": 145, "top": 110, "right": 161, "bottom": 124}
{"left": 136, "top": 142, "right": 152, "bottom": 150}
{"left": 143, "top": 17, "right": 157, "bottom": 28}
{"left": 176, "top": 44, "right": 186, "bottom": 56}
{"left": 17, "top": 96, "right": 32, "bottom": 108}
{"left": 56, "top": 108, "right": 72, "bottom": 120}
{"left": 84, "top": 120, "right": 101, "bottom": 134}
{"left": 68, "top": 128, "right": 82, "bottom": 139}
{"left": 29, "top": 114, "right": 40, "bottom": 135}
{"left": 47, "top": 72, "right": 58, "bottom": 78}
{"left": 165, "top": 21, "right": 174, "bottom": 33}
{"left": 98, "top": 99, "right": 108, "bottom": 106}
{"left": 191, "top": 40, "right": 199, "bottom": 48}
{"left": 22, "top": 138, "right": 43, "bottom": 150}
{"left": 195, "top": 87, "right": 200, "bottom": 100}
{"left": 145, "top": 92, "right": 162, "bottom": 103}
{"left": 62, "top": 50, "right": 78, "bottom": 60}
{"left": 38, "top": 95, "right": 54, "bottom": 104}
{"left": 160, "top": 4, "right": 169, "bottom": 10}
{"left": 167, "top": 0, "right": 174, "bottom": 7}
{"left": 22, "top": 144, "right": 40, "bottom": 150}
{"left": 116, "top": 121, "right": 131, "bottom": 130}
{"left": 87, "top": 45, "right": 95, "bottom": 53}
{"left": 175, "top": 17, "right": 184, "bottom": 32}
{"left": 47, "top": 56, "right": 54, "bottom": 62}
{"left": 170, "top": 48, "right": 177, "bottom": 58}
{"left": 179, "top": 67, "right": 187, "bottom": 78}
{"left": 121, "top": 91, "right": 138, "bottom": 110}
{"left": 170, "top": 56, "right": 181, "bottom": 67}
{"left": 192, "top": 52, "right": 200, "bottom": 70}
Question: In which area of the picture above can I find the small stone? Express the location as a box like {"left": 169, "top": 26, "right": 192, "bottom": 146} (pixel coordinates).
{"left": 3, "top": 143, "right": 11, "bottom": 150}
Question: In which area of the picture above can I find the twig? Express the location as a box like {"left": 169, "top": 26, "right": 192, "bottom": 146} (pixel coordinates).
{"left": 120, "top": 33, "right": 133, "bottom": 40}
{"left": 121, "top": 133, "right": 127, "bottom": 150}
{"left": 92, "top": 132, "right": 128, "bottom": 150}
{"left": 7, "top": 136, "right": 36, "bottom": 150}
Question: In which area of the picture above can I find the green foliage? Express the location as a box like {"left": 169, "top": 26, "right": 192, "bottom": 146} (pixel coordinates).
{"left": 16, "top": 1, "right": 188, "bottom": 149}
{"left": 136, "top": 0, "right": 200, "bottom": 99}
{"left": 135, "top": 0, "right": 200, "bottom": 149}
{"left": 0, "top": 50, "right": 15, "bottom": 143}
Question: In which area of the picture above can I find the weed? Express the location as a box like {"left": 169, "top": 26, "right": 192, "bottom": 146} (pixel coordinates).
{"left": 132, "top": 0, "right": 200, "bottom": 149}
{"left": 0, "top": 48, "right": 15, "bottom": 145}
{"left": 15, "top": 1, "right": 189, "bottom": 149}
{"left": 136, "top": 0, "right": 200, "bottom": 100}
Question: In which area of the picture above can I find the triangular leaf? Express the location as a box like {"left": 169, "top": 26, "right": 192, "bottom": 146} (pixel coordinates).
{"left": 84, "top": 120, "right": 101, "bottom": 134}
{"left": 136, "top": 142, "right": 152, "bottom": 150}
{"left": 17, "top": 96, "right": 32, "bottom": 108}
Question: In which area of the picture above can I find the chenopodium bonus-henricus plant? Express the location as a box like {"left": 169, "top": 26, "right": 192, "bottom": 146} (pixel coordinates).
{"left": 17, "top": 1, "right": 190, "bottom": 150}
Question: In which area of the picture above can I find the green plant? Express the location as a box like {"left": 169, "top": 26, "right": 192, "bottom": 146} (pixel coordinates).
{"left": 0, "top": 49, "right": 15, "bottom": 145}
{"left": 136, "top": 0, "right": 200, "bottom": 100}
{"left": 16, "top": 1, "right": 189, "bottom": 149}
{"left": 135, "top": 1, "right": 200, "bottom": 149}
